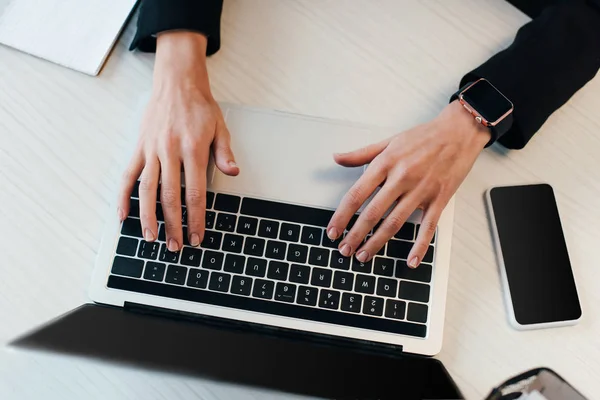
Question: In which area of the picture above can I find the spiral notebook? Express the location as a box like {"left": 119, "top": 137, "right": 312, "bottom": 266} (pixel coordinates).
{"left": 0, "top": 0, "right": 137, "bottom": 76}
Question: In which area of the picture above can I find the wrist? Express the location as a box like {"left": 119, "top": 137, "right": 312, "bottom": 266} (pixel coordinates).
{"left": 154, "top": 31, "right": 213, "bottom": 98}
{"left": 442, "top": 100, "right": 492, "bottom": 150}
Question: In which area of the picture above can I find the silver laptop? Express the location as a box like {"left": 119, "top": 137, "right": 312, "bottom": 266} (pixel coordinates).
{"left": 90, "top": 104, "right": 454, "bottom": 356}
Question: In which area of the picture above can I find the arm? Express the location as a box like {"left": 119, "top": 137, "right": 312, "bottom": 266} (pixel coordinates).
{"left": 461, "top": 0, "right": 600, "bottom": 149}
{"left": 130, "top": 0, "right": 224, "bottom": 55}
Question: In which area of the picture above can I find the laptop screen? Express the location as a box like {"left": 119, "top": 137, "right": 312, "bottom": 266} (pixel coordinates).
{"left": 11, "top": 304, "right": 463, "bottom": 399}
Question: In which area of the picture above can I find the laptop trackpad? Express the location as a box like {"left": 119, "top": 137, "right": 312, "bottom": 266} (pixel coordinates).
{"left": 209, "top": 106, "right": 377, "bottom": 210}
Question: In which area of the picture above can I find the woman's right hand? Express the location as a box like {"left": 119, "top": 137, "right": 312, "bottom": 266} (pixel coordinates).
{"left": 117, "top": 32, "right": 239, "bottom": 252}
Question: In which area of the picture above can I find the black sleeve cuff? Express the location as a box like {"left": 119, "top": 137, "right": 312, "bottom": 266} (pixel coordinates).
{"left": 457, "top": 1, "right": 600, "bottom": 149}
{"left": 130, "top": 0, "right": 223, "bottom": 55}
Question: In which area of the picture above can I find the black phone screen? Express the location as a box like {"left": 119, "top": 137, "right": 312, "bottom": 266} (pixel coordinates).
{"left": 489, "top": 184, "right": 581, "bottom": 325}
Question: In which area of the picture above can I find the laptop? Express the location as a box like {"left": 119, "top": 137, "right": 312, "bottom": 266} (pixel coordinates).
{"left": 11, "top": 104, "right": 461, "bottom": 399}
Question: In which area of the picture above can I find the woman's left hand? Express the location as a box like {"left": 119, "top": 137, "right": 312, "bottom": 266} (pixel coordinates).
{"left": 327, "top": 100, "right": 492, "bottom": 268}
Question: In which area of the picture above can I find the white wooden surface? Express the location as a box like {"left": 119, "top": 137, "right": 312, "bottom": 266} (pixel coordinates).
{"left": 1, "top": 1, "right": 599, "bottom": 399}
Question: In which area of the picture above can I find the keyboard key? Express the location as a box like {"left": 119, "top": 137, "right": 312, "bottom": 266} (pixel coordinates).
{"left": 385, "top": 300, "right": 407, "bottom": 320}
{"left": 286, "top": 244, "right": 308, "bottom": 263}
{"left": 159, "top": 243, "right": 180, "bottom": 263}
{"left": 351, "top": 257, "right": 372, "bottom": 274}
{"left": 108, "top": 276, "right": 428, "bottom": 338}
{"left": 289, "top": 264, "right": 310, "bottom": 284}
{"left": 137, "top": 241, "right": 160, "bottom": 260}
{"left": 179, "top": 186, "right": 186, "bottom": 205}
{"left": 181, "top": 247, "right": 202, "bottom": 267}
{"left": 242, "top": 197, "right": 334, "bottom": 228}
{"left": 206, "top": 191, "right": 215, "bottom": 209}
{"left": 415, "top": 225, "right": 436, "bottom": 244}
{"left": 279, "top": 223, "right": 300, "bottom": 242}
{"left": 202, "top": 250, "right": 224, "bottom": 270}
{"left": 386, "top": 239, "right": 411, "bottom": 259}
{"left": 252, "top": 279, "right": 274, "bottom": 299}
{"left": 330, "top": 251, "right": 350, "bottom": 270}
{"left": 121, "top": 218, "right": 142, "bottom": 238}
{"left": 165, "top": 265, "right": 187, "bottom": 285}
{"left": 308, "top": 247, "right": 329, "bottom": 267}
{"left": 181, "top": 206, "right": 187, "bottom": 226}
{"left": 297, "top": 286, "right": 318, "bottom": 306}
{"left": 111, "top": 256, "right": 143, "bottom": 278}
{"left": 181, "top": 226, "right": 191, "bottom": 246}
{"left": 156, "top": 204, "right": 164, "bottom": 222}
{"left": 231, "top": 275, "right": 253, "bottom": 296}
{"left": 224, "top": 254, "right": 246, "bottom": 274}
{"left": 346, "top": 214, "right": 359, "bottom": 231}
{"left": 398, "top": 281, "right": 430, "bottom": 303}
{"left": 363, "top": 296, "right": 384, "bottom": 316}
{"left": 214, "top": 194, "right": 241, "bottom": 213}
{"left": 275, "top": 282, "right": 297, "bottom": 303}
{"left": 245, "top": 257, "right": 267, "bottom": 277}
{"left": 243, "top": 237, "right": 265, "bottom": 257}
{"left": 407, "top": 303, "right": 429, "bottom": 323}
{"left": 205, "top": 211, "right": 216, "bottom": 229}
{"left": 321, "top": 235, "right": 342, "bottom": 249}
{"left": 355, "top": 274, "right": 375, "bottom": 294}
{"left": 341, "top": 293, "right": 362, "bottom": 313}
{"left": 158, "top": 224, "right": 166, "bottom": 241}
{"left": 265, "top": 240, "right": 286, "bottom": 260}
{"left": 267, "top": 261, "right": 289, "bottom": 281}
{"left": 373, "top": 257, "right": 394, "bottom": 276}
{"left": 423, "top": 245, "right": 435, "bottom": 263}
{"left": 258, "top": 220, "right": 279, "bottom": 239}
{"left": 116, "top": 237, "right": 138, "bottom": 257}
{"left": 201, "top": 230, "right": 222, "bottom": 250}
{"left": 333, "top": 271, "right": 354, "bottom": 291}
{"left": 310, "top": 267, "right": 332, "bottom": 287}
{"left": 186, "top": 269, "right": 209, "bottom": 289}
{"left": 301, "top": 226, "right": 322, "bottom": 245}
{"left": 395, "top": 261, "right": 432, "bottom": 283}
{"left": 394, "top": 222, "right": 415, "bottom": 241}
{"left": 237, "top": 216, "right": 258, "bottom": 235}
{"left": 216, "top": 213, "right": 237, "bottom": 232}
{"left": 209, "top": 272, "right": 231, "bottom": 292}
{"left": 222, "top": 234, "right": 244, "bottom": 254}
{"left": 128, "top": 198, "right": 140, "bottom": 218}
{"left": 143, "top": 262, "right": 166, "bottom": 281}
{"left": 319, "top": 289, "right": 341, "bottom": 310}
{"left": 376, "top": 278, "right": 398, "bottom": 297}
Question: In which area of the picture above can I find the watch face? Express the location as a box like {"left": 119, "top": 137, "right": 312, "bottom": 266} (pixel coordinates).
{"left": 461, "top": 79, "right": 513, "bottom": 123}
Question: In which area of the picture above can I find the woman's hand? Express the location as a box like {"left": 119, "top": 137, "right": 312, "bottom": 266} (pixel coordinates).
{"left": 327, "top": 100, "right": 491, "bottom": 268}
{"left": 118, "top": 32, "right": 239, "bottom": 252}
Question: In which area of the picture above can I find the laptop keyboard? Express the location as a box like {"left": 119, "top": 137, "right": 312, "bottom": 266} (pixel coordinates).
{"left": 108, "top": 182, "right": 436, "bottom": 339}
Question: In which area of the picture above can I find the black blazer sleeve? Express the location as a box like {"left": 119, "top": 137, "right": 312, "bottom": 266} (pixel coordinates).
{"left": 130, "top": 0, "right": 223, "bottom": 55}
{"left": 459, "top": 0, "right": 600, "bottom": 149}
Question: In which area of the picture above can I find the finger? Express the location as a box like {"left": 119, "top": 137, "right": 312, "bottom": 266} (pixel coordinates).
{"left": 212, "top": 121, "right": 239, "bottom": 176}
{"left": 333, "top": 139, "right": 390, "bottom": 168}
{"left": 183, "top": 153, "right": 209, "bottom": 247}
{"left": 117, "top": 150, "right": 144, "bottom": 221}
{"left": 407, "top": 202, "right": 442, "bottom": 269}
{"left": 138, "top": 158, "right": 160, "bottom": 242}
{"left": 326, "top": 164, "right": 386, "bottom": 242}
{"left": 160, "top": 156, "right": 183, "bottom": 252}
{"left": 340, "top": 182, "right": 404, "bottom": 260}
{"left": 357, "top": 189, "right": 423, "bottom": 262}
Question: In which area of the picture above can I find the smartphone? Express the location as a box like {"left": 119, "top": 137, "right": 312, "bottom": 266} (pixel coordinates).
{"left": 486, "top": 184, "right": 582, "bottom": 330}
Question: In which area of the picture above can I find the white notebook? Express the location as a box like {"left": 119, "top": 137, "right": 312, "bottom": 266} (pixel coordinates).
{"left": 0, "top": 0, "right": 137, "bottom": 76}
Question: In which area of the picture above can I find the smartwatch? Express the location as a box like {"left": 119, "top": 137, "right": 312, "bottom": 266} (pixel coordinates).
{"left": 450, "top": 78, "right": 514, "bottom": 147}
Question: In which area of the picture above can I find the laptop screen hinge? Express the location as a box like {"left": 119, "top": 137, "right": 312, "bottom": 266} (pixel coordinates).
{"left": 124, "top": 301, "right": 404, "bottom": 357}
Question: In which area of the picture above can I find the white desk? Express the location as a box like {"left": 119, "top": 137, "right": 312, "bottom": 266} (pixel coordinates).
{"left": 1, "top": 1, "right": 599, "bottom": 398}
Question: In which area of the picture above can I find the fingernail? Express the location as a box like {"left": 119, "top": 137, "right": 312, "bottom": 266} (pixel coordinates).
{"left": 356, "top": 250, "right": 369, "bottom": 263}
{"left": 190, "top": 233, "right": 200, "bottom": 247}
{"left": 228, "top": 161, "right": 237, "bottom": 168}
{"left": 168, "top": 239, "right": 179, "bottom": 252}
{"left": 339, "top": 243, "right": 352, "bottom": 257}
{"left": 327, "top": 227, "right": 339, "bottom": 240}
{"left": 117, "top": 208, "right": 125, "bottom": 221}
{"left": 144, "top": 229, "right": 155, "bottom": 242}
{"left": 408, "top": 256, "right": 419, "bottom": 269}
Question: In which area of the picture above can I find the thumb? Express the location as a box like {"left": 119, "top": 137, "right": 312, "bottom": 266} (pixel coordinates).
{"left": 212, "top": 123, "right": 240, "bottom": 176}
{"left": 333, "top": 139, "right": 390, "bottom": 167}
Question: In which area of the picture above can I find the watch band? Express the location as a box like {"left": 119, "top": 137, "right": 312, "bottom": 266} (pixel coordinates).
{"left": 450, "top": 82, "right": 513, "bottom": 148}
